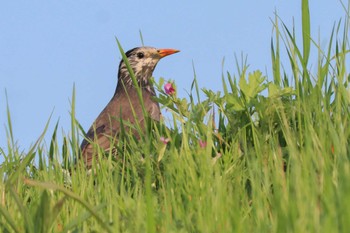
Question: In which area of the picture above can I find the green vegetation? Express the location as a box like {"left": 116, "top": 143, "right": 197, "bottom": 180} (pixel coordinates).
{"left": 1, "top": 0, "right": 350, "bottom": 232}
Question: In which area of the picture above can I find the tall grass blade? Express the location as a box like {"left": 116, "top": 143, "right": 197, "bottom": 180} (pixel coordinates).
{"left": 139, "top": 30, "right": 145, "bottom": 46}
{"left": 5, "top": 90, "right": 15, "bottom": 155}
{"left": 115, "top": 38, "right": 146, "bottom": 114}
{"left": 0, "top": 204, "right": 21, "bottom": 232}
{"left": 191, "top": 61, "right": 201, "bottom": 103}
{"left": 9, "top": 187, "right": 34, "bottom": 233}
{"left": 23, "top": 179, "right": 113, "bottom": 233}
{"left": 69, "top": 84, "right": 80, "bottom": 163}
{"left": 302, "top": 0, "right": 311, "bottom": 66}
{"left": 115, "top": 38, "right": 148, "bottom": 133}
{"left": 6, "top": 111, "right": 53, "bottom": 186}
{"left": 271, "top": 11, "right": 281, "bottom": 85}
{"left": 49, "top": 120, "right": 60, "bottom": 162}
{"left": 63, "top": 204, "right": 106, "bottom": 232}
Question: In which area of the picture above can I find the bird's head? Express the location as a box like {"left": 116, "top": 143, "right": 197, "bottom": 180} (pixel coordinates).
{"left": 117, "top": 46, "right": 179, "bottom": 88}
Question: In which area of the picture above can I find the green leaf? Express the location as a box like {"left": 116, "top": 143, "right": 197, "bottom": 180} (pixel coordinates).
{"left": 268, "top": 83, "right": 280, "bottom": 97}
{"left": 226, "top": 94, "right": 245, "bottom": 111}
{"left": 239, "top": 70, "right": 267, "bottom": 102}
{"left": 268, "top": 83, "right": 294, "bottom": 98}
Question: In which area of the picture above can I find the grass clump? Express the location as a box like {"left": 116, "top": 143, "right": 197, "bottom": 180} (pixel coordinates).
{"left": 1, "top": 0, "right": 350, "bottom": 232}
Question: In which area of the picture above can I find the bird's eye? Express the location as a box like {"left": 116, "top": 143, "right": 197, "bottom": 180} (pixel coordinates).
{"left": 137, "top": 52, "right": 144, "bottom": 59}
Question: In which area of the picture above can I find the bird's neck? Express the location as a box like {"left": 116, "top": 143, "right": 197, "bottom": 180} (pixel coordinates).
{"left": 114, "top": 79, "right": 156, "bottom": 98}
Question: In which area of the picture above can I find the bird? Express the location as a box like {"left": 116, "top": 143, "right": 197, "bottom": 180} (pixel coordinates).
{"left": 80, "top": 46, "right": 179, "bottom": 168}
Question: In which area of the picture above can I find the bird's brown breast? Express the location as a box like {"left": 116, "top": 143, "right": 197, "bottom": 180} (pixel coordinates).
{"left": 80, "top": 87, "right": 160, "bottom": 167}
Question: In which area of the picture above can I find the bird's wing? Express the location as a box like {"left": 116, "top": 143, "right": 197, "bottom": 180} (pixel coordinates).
{"left": 80, "top": 124, "right": 106, "bottom": 150}
{"left": 80, "top": 92, "right": 160, "bottom": 167}
{"left": 80, "top": 124, "right": 118, "bottom": 167}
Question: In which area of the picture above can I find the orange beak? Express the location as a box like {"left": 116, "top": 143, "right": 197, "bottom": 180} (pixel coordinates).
{"left": 158, "top": 49, "right": 180, "bottom": 58}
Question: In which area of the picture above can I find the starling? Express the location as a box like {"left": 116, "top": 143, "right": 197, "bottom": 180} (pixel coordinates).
{"left": 80, "top": 46, "right": 179, "bottom": 167}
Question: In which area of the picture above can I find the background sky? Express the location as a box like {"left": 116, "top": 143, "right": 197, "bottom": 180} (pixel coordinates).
{"left": 0, "top": 1, "right": 346, "bottom": 158}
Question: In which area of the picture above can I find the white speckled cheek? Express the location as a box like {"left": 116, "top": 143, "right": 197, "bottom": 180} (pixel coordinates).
{"left": 144, "top": 57, "right": 155, "bottom": 67}
{"left": 140, "top": 58, "right": 157, "bottom": 76}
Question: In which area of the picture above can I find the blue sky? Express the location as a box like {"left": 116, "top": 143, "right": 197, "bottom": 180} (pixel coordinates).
{"left": 0, "top": 1, "right": 345, "bottom": 156}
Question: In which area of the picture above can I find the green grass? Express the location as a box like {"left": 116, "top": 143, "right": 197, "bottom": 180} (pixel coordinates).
{"left": 1, "top": 0, "right": 350, "bottom": 232}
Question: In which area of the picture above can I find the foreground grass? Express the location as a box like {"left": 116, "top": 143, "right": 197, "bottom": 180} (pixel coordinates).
{"left": 1, "top": 0, "right": 350, "bottom": 232}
